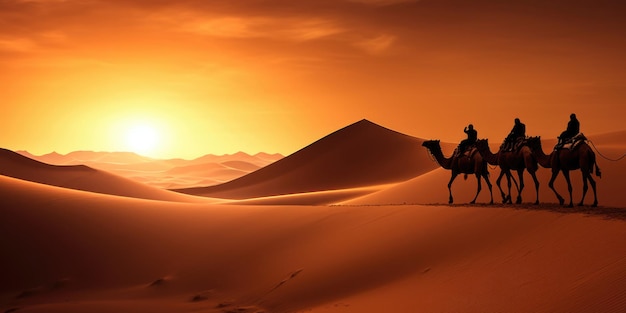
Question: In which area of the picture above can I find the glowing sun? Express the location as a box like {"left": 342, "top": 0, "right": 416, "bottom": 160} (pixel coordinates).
{"left": 125, "top": 124, "right": 159, "bottom": 155}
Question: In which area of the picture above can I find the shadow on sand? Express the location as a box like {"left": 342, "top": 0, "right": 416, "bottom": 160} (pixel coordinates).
{"left": 432, "top": 203, "right": 626, "bottom": 221}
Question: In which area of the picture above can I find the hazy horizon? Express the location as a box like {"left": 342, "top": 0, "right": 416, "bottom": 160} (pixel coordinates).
{"left": 9, "top": 118, "right": 626, "bottom": 160}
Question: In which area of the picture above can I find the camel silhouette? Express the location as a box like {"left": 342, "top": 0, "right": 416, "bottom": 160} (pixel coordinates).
{"left": 475, "top": 139, "right": 540, "bottom": 205}
{"left": 422, "top": 140, "right": 493, "bottom": 204}
{"left": 526, "top": 136, "right": 601, "bottom": 207}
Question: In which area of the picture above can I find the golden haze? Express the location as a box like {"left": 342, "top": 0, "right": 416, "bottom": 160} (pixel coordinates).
{"left": 1, "top": 0, "right": 625, "bottom": 158}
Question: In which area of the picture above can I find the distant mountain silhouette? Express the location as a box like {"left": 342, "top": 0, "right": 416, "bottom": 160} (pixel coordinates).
{"left": 65, "top": 150, "right": 154, "bottom": 164}
{"left": 187, "top": 151, "right": 283, "bottom": 167}
{"left": 253, "top": 152, "right": 284, "bottom": 162}
{"left": 173, "top": 119, "right": 438, "bottom": 199}
{"left": 0, "top": 148, "right": 200, "bottom": 202}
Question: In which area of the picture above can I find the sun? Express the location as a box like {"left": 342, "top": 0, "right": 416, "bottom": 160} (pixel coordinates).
{"left": 125, "top": 124, "right": 159, "bottom": 156}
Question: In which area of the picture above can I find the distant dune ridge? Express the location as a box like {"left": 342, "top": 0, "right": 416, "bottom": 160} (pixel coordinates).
{"left": 16, "top": 149, "right": 283, "bottom": 190}
{"left": 0, "top": 148, "right": 207, "bottom": 202}
{"left": 173, "top": 119, "right": 439, "bottom": 200}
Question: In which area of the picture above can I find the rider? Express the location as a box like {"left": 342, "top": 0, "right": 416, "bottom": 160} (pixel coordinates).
{"left": 557, "top": 113, "right": 580, "bottom": 146}
{"left": 458, "top": 124, "right": 477, "bottom": 156}
{"left": 503, "top": 118, "right": 526, "bottom": 151}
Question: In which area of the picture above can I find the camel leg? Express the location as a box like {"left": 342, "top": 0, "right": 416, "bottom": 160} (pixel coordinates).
{"left": 447, "top": 172, "right": 459, "bottom": 204}
{"left": 589, "top": 173, "right": 598, "bottom": 207}
{"left": 562, "top": 169, "right": 574, "bottom": 208}
{"left": 505, "top": 171, "right": 513, "bottom": 204}
{"left": 548, "top": 169, "right": 564, "bottom": 206}
{"left": 579, "top": 168, "right": 598, "bottom": 207}
{"left": 484, "top": 172, "right": 494, "bottom": 204}
{"left": 529, "top": 170, "right": 540, "bottom": 205}
{"left": 496, "top": 170, "right": 508, "bottom": 203}
{"left": 515, "top": 169, "right": 524, "bottom": 204}
{"left": 578, "top": 170, "right": 590, "bottom": 207}
{"left": 470, "top": 173, "right": 482, "bottom": 204}
{"left": 590, "top": 156, "right": 600, "bottom": 207}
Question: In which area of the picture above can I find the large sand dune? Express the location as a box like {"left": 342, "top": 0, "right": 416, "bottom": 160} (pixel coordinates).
{"left": 0, "top": 148, "right": 206, "bottom": 202}
{"left": 173, "top": 119, "right": 439, "bottom": 199}
{"left": 1, "top": 175, "right": 626, "bottom": 313}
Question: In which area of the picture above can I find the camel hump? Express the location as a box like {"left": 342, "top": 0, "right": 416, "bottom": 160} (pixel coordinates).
{"left": 468, "top": 146, "right": 480, "bottom": 158}
{"left": 454, "top": 144, "right": 478, "bottom": 158}
{"left": 555, "top": 133, "right": 587, "bottom": 151}
{"left": 500, "top": 136, "right": 527, "bottom": 152}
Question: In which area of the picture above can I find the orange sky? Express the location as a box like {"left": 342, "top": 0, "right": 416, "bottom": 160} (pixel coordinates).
{"left": 2, "top": 0, "right": 625, "bottom": 159}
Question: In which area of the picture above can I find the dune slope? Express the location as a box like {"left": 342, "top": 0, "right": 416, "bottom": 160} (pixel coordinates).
{"left": 174, "top": 119, "right": 437, "bottom": 199}
{"left": 0, "top": 148, "right": 205, "bottom": 202}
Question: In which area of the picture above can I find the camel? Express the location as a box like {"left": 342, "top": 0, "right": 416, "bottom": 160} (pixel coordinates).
{"left": 475, "top": 139, "right": 540, "bottom": 205}
{"left": 422, "top": 140, "right": 493, "bottom": 204}
{"left": 526, "top": 136, "right": 601, "bottom": 207}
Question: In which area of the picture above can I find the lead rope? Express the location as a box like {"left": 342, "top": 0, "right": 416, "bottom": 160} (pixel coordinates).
{"left": 588, "top": 140, "right": 626, "bottom": 161}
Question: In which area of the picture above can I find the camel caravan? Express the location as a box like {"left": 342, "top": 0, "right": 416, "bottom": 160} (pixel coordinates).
{"left": 422, "top": 113, "right": 601, "bottom": 207}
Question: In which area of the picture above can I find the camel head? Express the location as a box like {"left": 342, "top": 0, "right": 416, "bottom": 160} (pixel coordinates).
{"left": 421, "top": 140, "right": 441, "bottom": 152}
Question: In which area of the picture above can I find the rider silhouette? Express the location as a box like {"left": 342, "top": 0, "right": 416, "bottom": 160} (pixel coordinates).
{"left": 558, "top": 113, "right": 580, "bottom": 142}
{"left": 558, "top": 113, "right": 580, "bottom": 145}
{"left": 503, "top": 118, "right": 526, "bottom": 151}
{"left": 458, "top": 124, "right": 477, "bottom": 156}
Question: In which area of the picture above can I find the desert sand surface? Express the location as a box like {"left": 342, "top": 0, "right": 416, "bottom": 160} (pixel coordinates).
{"left": 2, "top": 174, "right": 626, "bottom": 313}
{"left": 3, "top": 122, "right": 626, "bottom": 312}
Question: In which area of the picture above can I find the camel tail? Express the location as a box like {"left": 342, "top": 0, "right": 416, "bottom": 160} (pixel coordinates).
{"left": 591, "top": 149, "right": 602, "bottom": 178}
{"left": 463, "top": 174, "right": 468, "bottom": 180}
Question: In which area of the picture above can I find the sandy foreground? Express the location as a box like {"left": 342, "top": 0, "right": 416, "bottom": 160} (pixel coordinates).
{"left": 2, "top": 175, "right": 626, "bottom": 313}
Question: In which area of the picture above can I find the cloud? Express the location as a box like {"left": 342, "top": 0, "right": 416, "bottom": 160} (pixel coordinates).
{"left": 281, "top": 18, "right": 345, "bottom": 42}
{"left": 354, "top": 34, "right": 396, "bottom": 55}
{"left": 182, "top": 16, "right": 257, "bottom": 38}
{"left": 0, "top": 31, "right": 68, "bottom": 54}
{"left": 346, "top": 0, "right": 418, "bottom": 5}
{"left": 175, "top": 14, "right": 345, "bottom": 42}
{"left": 16, "top": 0, "right": 71, "bottom": 3}
{"left": 0, "top": 37, "right": 37, "bottom": 52}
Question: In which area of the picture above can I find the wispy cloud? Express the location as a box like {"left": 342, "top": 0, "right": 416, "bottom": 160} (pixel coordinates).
{"left": 175, "top": 14, "right": 345, "bottom": 42}
{"left": 355, "top": 34, "right": 396, "bottom": 55}
{"left": 345, "top": 0, "right": 418, "bottom": 5}
{"left": 0, "top": 37, "right": 37, "bottom": 52}
{"left": 181, "top": 16, "right": 258, "bottom": 38}
{"left": 0, "top": 31, "right": 68, "bottom": 53}
{"left": 16, "top": 0, "right": 72, "bottom": 3}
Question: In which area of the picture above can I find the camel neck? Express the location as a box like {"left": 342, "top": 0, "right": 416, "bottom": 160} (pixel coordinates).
{"left": 532, "top": 143, "right": 552, "bottom": 168}
{"left": 428, "top": 145, "right": 453, "bottom": 170}
{"left": 479, "top": 145, "right": 499, "bottom": 165}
